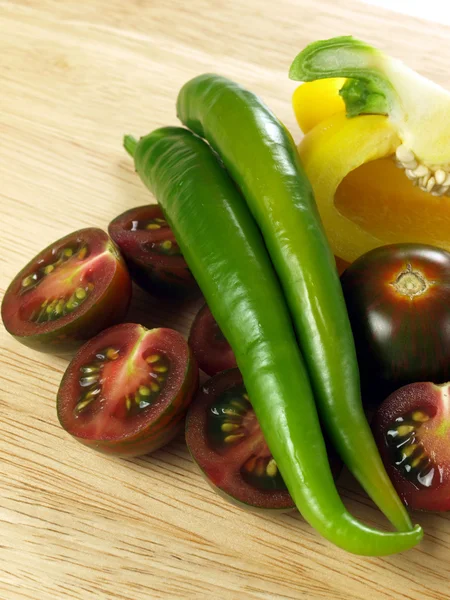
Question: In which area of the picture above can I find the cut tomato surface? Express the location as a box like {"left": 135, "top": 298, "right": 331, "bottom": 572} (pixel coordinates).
{"left": 108, "top": 205, "right": 198, "bottom": 297}
{"left": 188, "top": 304, "right": 237, "bottom": 376}
{"left": 1, "top": 228, "right": 131, "bottom": 352}
{"left": 373, "top": 381, "right": 450, "bottom": 511}
{"left": 57, "top": 323, "right": 199, "bottom": 456}
{"left": 187, "top": 369, "right": 294, "bottom": 510}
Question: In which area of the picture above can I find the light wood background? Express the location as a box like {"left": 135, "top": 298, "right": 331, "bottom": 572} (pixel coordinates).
{"left": 1, "top": 1, "right": 450, "bottom": 599}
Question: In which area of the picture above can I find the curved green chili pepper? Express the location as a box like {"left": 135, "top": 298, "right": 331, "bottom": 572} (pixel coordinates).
{"left": 176, "top": 74, "right": 416, "bottom": 534}
{"left": 124, "top": 126, "right": 422, "bottom": 554}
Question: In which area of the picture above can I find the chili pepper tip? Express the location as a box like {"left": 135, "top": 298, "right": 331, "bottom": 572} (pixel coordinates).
{"left": 123, "top": 135, "right": 138, "bottom": 158}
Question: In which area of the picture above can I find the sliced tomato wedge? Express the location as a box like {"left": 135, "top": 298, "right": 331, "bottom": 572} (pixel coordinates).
{"left": 1, "top": 228, "right": 131, "bottom": 352}
{"left": 373, "top": 381, "right": 450, "bottom": 511}
{"left": 57, "top": 323, "right": 199, "bottom": 456}
{"left": 108, "top": 205, "right": 198, "bottom": 297}
{"left": 187, "top": 370, "right": 342, "bottom": 510}
{"left": 188, "top": 304, "right": 237, "bottom": 375}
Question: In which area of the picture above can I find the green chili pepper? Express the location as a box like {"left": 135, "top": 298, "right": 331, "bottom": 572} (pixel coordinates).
{"left": 176, "top": 74, "right": 416, "bottom": 534}
{"left": 124, "top": 127, "right": 422, "bottom": 554}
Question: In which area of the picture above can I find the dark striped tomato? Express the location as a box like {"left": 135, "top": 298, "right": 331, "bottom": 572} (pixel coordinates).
{"left": 1, "top": 228, "right": 131, "bottom": 353}
{"left": 373, "top": 381, "right": 450, "bottom": 511}
{"left": 341, "top": 243, "right": 450, "bottom": 405}
{"left": 186, "top": 369, "right": 342, "bottom": 511}
{"left": 188, "top": 304, "right": 237, "bottom": 375}
{"left": 108, "top": 205, "right": 198, "bottom": 298}
{"left": 57, "top": 323, "right": 198, "bottom": 457}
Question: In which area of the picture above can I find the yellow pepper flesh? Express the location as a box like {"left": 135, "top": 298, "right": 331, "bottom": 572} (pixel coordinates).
{"left": 294, "top": 80, "right": 450, "bottom": 263}
{"left": 292, "top": 78, "right": 346, "bottom": 134}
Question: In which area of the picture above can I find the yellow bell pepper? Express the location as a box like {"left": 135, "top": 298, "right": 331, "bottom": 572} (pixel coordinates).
{"left": 290, "top": 37, "right": 450, "bottom": 264}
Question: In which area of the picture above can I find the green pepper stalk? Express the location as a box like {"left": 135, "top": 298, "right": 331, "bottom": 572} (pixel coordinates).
{"left": 124, "top": 127, "right": 422, "bottom": 554}
{"left": 289, "top": 36, "right": 450, "bottom": 195}
{"left": 176, "top": 74, "right": 417, "bottom": 534}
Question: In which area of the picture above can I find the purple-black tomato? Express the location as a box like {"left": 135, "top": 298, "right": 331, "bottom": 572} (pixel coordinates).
{"left": 1, "top": 228, "right": 131, "bottom": 353}
{"left": 57, "top": 323, "right": 199, "bottom": 457}
{"left": 108, "top": 205, "right": 198, "bottom": 298}
{"left": 185, "top": 368, "right": 341, "bottom": 511}
{"left": 373, "top": 381, "right": 450, "bottom": 511}
{"left": 340, "top": 243, "right": 450, "bottom": 404}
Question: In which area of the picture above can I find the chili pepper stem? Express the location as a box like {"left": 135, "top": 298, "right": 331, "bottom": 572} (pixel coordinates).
{"left": 123, "top": 135, "right": 138, "bottom": 158}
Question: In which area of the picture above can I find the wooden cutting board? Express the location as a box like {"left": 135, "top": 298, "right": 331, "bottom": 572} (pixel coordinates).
{"left": 1, "top": 1, "right": 450, "bottom": 598}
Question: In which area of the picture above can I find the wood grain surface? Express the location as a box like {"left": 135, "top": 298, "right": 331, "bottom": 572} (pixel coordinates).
{"left": 1, "top": 1, "right": 450, "bottom": 598}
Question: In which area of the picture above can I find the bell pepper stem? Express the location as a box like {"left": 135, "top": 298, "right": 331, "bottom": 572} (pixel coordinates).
{"left": 288, "top": 36, "right": 396, "bottom": 117}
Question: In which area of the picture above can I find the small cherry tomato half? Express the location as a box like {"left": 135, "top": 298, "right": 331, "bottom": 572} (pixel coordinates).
{"left": 57, "top": 323, "right": 199, "bottom": 457}
{"left": 186, "top": 369, "right": 342, "bottom": 511}
{"left": 1, "top": 228, "right": 131, "bottom": 353}
{"left": 373, "top": 381, "right": 450, "bottom": 511}
{"left": 188, "top": 304, "right": 237, "bottom": 376}
{"left": 341, "top": 243, "right": 450, "bottom": 404}
{"left": 108, "top": 204, "right": 198, "bottom": 298}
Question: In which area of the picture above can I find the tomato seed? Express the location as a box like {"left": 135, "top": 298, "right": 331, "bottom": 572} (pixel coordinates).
{"left": 224, "top": 433, "right": 245, "bottom": 444}
{"left": 80, "top": 375, "right": 100, "bottom": 387}
{"left": 397, "top": 424, "right": 415, "bottom": 436}
{"left": 106, "top": 348, "right": 119, "bottom": 360}
{"left": 139, "top": 386, "right": 151, "bottom": 396}
{"left": 146, "top": 223, "right": 161, "bottom": 230}
{"left": 221, "top": 422, "right": 239, "bottom": 432}
{"left": 75, "top": 398, "right": 95, "bottom": 412}
{"left": 146, "top": 354, "right": 160, "bottom": 363}
{"left": 266, "top": 459, "right": 278, "bottom": 477}
{"left": 412, "top": 411, "right": 430, "bottom": 422}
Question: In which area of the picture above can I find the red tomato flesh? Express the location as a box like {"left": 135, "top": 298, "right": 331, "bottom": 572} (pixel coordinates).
{"left": 57, "top": 323, "right": 198, "bottom": 456}
{"left": 1, "top": 228, "right": 131, "bottom": 352}
{"left": 186, "top": 369, "right": 295, "bottom": 511}
{"left": 188, "top": 304, "right": 237, "bottom": 376}
{"left": 373, "top": 381, "right": 450, "bottom": 511}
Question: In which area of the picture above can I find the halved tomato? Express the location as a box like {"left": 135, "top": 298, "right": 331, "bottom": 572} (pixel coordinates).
{"left": 57, "top": 323, "right": 199, "bottom": 457}
{"left": 373, "top": 381, "right": 450, "bottom": 511}
{"left": 108, "top": 205, "right": 198, "bottom": 297}
{"left": 1, "top": 228, "right": 131, "bottom": 353}
{"left": 186, "top": 369, "right": 342, "bottom": 511}
{"left": 188, "top": 304, "right": 237, "bottom": 375}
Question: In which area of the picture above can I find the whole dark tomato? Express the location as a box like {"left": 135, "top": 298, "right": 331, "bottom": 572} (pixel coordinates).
{"left": 57, "top": 323, "right": 199, "bottom": 457}
{"left": 186, "top": 368, "right": 341, "bottom": 511}
{"left": 340, "top": 243, "right": 450, "bottom": 404}
{"left": 1, "top": 228, "right": 131, "bottom": 353}
{"left": 373, "top": 381, "right": 450, "bottom": 511}
{"left": 188, "top": 304, "right": 237, "bottom": 375}
{"left": 108, "top": 204, "right": 198, "bottom": 298}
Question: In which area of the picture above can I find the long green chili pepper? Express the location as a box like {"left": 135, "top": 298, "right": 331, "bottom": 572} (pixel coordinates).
{"left": 176, "top": 74, "right": 417, "bottom": 534}
{"left": 124, "top": 126, "right": 422, "bottom": 554}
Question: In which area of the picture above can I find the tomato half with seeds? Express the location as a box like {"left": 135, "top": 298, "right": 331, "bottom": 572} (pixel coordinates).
{"left": 373, "top": 381, "right": 450, "bottom": 511}
{"left": 341, "top": 243, "right": 450, "bottom": 404}
{"left": 186, "top": 369, "right": 341, "bottom": 511}
{"left": 57, "top": 323, "right": 199, "bottom": 457}
{"left": 1, "top": 228, "right": 131, "bottom": 353}
{"left": 108, "top": 205, "right": 198, "bottom": 297}
{"left": 188, "top": 304, "right": 237, "bottom": 375}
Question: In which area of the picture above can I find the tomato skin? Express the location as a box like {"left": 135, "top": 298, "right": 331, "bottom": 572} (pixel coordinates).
{"left": 1, "top": 229, "right": 131, "bottom": 353}
{"left": 341, "top": 243, "right": 450, "bottom": 404}
{"left": 57, "top": 324, "right": 199, "bottom": 457}
{"left": 373, "top": 381, "right": 450, "bottom": 511}
{"left": 188, "top": 304, "right": 237, "bottom": 375}
{"left": 186, "top": 369, "right": 295, "bottom": 511}
{"left": 108, "top": 205, "right": 198, "bottom": 298}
